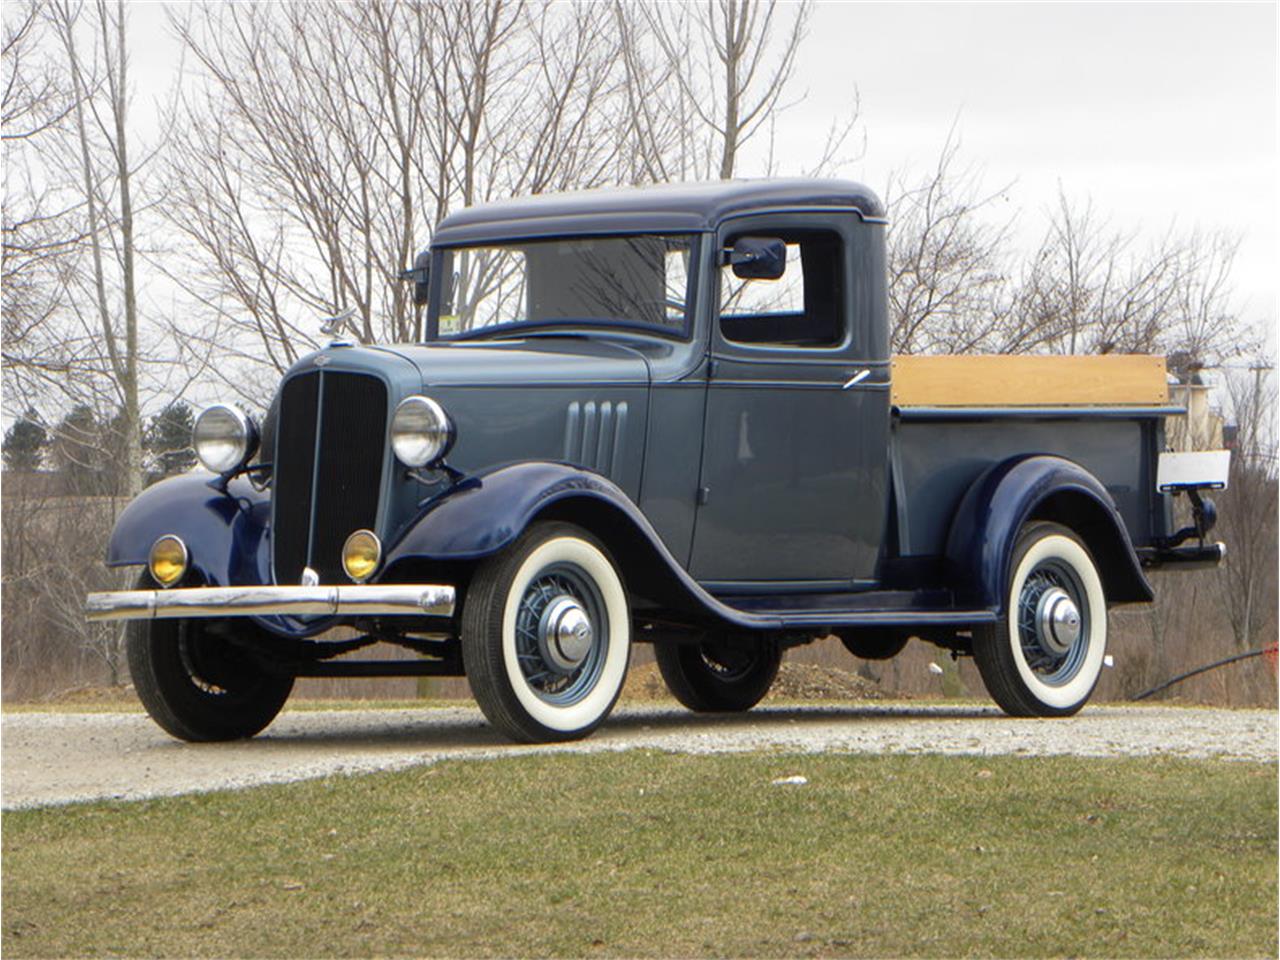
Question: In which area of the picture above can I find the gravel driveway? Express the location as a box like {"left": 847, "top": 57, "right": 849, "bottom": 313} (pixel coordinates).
{"left": 3, "top": 702, "right": 1275, "bottom": 809}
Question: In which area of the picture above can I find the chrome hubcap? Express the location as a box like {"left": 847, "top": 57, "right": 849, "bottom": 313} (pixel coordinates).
{"left": 514, "top": 566, "right": 608, "bottom": 706}
{"left": 1035, "top": 587, "right": 1081, "bottom": 655}
{"left": 539, "top": 595, "right": 594, "bottom": 673}
{"left": 1016, "top": 560, "right": 1090, "bottom": 686}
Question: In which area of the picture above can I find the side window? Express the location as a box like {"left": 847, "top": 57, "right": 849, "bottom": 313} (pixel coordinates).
{"left": 719, "top": 230, "right": 844, "bottom": 347}
{"left": 439, "top": 247, "right": 528, "bottom": 336}
{"left": 664, "top": 245, "right": 691, "bottom": 325}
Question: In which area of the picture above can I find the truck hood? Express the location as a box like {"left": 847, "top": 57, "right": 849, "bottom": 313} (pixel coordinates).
{"left": 372, "top": 337, "right": 652, "bottom": 388}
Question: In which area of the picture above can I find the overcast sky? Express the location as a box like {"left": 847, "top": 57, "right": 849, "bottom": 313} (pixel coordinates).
{"left": 789, "top": 1, "right": 1277, "bottom": 347}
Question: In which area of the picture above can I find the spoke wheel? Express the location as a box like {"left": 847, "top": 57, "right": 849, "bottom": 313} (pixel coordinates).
{"left": 463, "top": 522, "right": 630, "bottom": 743}
{"left": 654, "top": 635, "right": 781, "bottom": 713}
{"left": 512, "top": 567, "right": 608, "bottom": 707}
{"left": 973, "top": 521, "right": 1107, "bottom": 717}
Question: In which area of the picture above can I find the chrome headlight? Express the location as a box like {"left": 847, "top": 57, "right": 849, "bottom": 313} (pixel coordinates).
{"left": 391, "top": 395, "right": 454, "bottom": 467}
{"left": 193, "top": 403, "right": 258, "bottom": 475}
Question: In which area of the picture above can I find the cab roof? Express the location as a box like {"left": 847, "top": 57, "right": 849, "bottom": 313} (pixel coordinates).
{"left": 430, "top": 178, "right": 886, "bottom": 245}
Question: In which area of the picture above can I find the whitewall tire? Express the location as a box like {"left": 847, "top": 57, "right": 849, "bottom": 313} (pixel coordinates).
{"left": 973, "top": 521, "right": 1108, "bottom": 717}
{"left": 462, "top": 522, "right": 630, "bottom": 742}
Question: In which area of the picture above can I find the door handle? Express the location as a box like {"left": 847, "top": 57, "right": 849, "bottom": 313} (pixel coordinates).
{"left": 842, "top": 370, "right": 871, "bottom": 389}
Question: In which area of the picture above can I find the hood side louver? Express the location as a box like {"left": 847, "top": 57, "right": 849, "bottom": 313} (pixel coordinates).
{"left": 564, "top": 400, "right": 628, "bottom": 480}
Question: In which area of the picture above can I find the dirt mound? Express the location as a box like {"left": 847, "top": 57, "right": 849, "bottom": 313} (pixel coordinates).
{"left": 622, "top": 659, "right": 888, "bottom": 703}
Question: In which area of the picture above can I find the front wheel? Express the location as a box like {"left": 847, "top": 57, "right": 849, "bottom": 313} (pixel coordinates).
{"left": 462, "top": 522, "right": 631, "bottom": 743}
{"left": 127, "top": 615, "right": 293, "bottom": 742}
{"left": 973, "top": 521, "right": 1108, "bottom": 717}
{"left": 654, "top": 636, "right": 782, "bottom": 712}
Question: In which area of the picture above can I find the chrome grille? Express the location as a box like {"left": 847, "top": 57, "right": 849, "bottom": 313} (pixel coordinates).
{"left": 272, "top": 371, "right": 388, "bottom": 585}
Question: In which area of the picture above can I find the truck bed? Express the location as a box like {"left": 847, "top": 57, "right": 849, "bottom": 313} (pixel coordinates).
{"left": 887, "top": 353, "right": 1176, "bottom": 564}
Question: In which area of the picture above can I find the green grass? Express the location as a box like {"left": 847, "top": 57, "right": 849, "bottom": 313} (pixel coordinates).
{"left": 3, "top": 753, "right": 1275, "bottom": 958}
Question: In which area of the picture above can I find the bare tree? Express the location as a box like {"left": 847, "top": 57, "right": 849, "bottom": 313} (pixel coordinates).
{"left": 1014, "top": 188, "right": 1247, "bottom": 362}
{"left": 162, "top": 0, "right": 624, "bottom": 392}
{"left": 884, "top": 131, "right": 1019, "bottom": 355}
{"left": 1212, "top": 365, "right": 1278, "bottom": 655}
{"left": 13, "top": 0, "right": 154, "bottom": 499}
{"left": 885, "top": 135, "right": 1253, "bottom": 366}
{"left": 616, "top": 0, "right": 855, "bottom": 183}
{"left": 1, "top": 0, "right": 87, "bottom": 413}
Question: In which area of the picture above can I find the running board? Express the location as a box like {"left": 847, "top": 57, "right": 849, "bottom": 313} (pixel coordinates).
{"left": 724, "top": 607, "right": 997, "bottom": 630}
{"left": 698, "top": 588, "right": 998, "bottom": 631}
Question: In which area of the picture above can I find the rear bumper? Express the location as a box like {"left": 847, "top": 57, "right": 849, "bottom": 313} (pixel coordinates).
{"left": 84, "top": 584, "right": 456, "bottom": 622}
{"left": 1137, "top": 541, "right": 1227, "bottom": 571}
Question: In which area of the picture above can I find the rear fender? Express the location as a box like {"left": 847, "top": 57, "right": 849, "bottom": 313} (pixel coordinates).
{"left": 105, "top": 474, "right": 271, "bottom": 587}
{"left": 944, "top": 455, "right": 1153, "bottom": 612}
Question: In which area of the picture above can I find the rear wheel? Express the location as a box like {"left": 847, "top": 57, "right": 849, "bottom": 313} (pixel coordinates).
{"left": 462, "top": 522, "right": 631, "bottom": 743}
{"left": 654, "top": 635, "right": 781, "bottom": 712}
{"left": 973, "top": 521, "right": 1107, "bottom": 717}
{"left": 127, "top": 612, "right": 293, "bottom": 742}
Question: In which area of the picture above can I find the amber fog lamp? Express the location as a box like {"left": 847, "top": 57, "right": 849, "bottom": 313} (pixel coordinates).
{"left": 342, "top": 529, "right": 382, "bottom": 583}
{"left": 149, "top": 535, "right": 188, "bottom": 588}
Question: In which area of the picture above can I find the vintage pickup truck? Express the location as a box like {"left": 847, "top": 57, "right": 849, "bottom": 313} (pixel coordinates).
{"left": 87, "top": 179, "right": 1228, "bottom": 743}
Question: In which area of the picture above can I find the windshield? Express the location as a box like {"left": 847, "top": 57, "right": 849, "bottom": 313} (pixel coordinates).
{"left": 428, "top": 234, "right": 697, "bottom": 340}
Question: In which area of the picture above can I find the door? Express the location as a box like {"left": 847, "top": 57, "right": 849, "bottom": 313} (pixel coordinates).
{"left": 689, "top": 214, "right": 889, "bottom": 589}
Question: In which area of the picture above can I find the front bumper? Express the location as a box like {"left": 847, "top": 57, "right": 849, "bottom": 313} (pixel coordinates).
{"left": 84, "top": 584, "right": 456, "bottom": 623}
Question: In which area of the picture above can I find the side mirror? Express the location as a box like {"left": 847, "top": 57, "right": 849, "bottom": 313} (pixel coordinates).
{"left": 728, "top": 236, "right": 787, "bottom": 280}
{"left": 400, "top": 250, "right": 431, "bottom": 307}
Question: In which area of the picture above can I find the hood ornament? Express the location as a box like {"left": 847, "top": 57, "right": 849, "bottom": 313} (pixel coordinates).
{"left": 319, "top": 306, "right": 357, "bottom": 339}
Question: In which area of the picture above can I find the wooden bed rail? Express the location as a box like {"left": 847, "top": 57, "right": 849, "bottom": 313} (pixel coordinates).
{"left": 890, "top": 354, "right": 1169, "bottom": 407}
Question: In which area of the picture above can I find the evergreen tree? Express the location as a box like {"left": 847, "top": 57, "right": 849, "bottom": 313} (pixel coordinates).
{"left": 145, "top": 401, "right": 197, "bottom": 480}
{"left": 2, "top": 409, "right": 48, "bottom": 472}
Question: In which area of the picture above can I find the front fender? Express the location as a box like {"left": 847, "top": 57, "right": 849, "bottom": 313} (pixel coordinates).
{"left": 105, "top": 473, "right": 271, "bottom": 587}
{"left": 944, "top": 455, "right": 1153, "bottom": 612}
{"left": 382, "top": 462, "right": 752, "bottom": 625}
{"left": 384, "top": 462, "right": 651, "bottom": 564}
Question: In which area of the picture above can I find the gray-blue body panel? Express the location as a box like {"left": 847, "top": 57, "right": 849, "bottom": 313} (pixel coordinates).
{"left": 891, "top": 414, "right": 1171, "bottom": 560}
{"left": 689, "top": 210, "right": 891, "bottom": 583}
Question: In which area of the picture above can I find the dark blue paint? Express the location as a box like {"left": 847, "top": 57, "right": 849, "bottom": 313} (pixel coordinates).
{"left": 944, "top": 455, "right": 1153, "bottom": 612}
{"left": 106, "top": 474, "right": 271, "bottom": 588}
{"left": 383, "top": 462, "right": 643, "bottom": 563}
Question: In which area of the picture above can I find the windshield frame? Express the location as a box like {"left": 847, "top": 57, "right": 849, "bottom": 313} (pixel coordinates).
{"left": 424, "top": 232, "right": 702, "bottom": 343}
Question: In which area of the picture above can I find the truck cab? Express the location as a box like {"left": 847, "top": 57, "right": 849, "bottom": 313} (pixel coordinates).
{"left": 87, "top": 179, "right": 1228, "bottom": 743}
